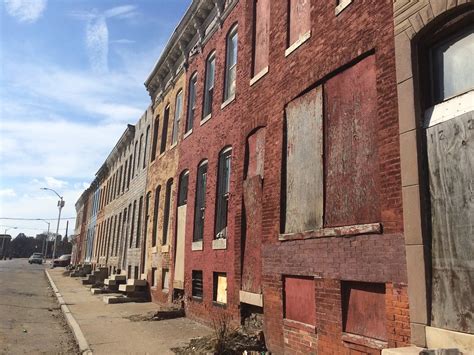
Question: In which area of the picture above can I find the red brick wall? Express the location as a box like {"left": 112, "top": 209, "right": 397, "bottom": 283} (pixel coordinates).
{"left": 177, "top": 2, "right": 247, "bottom": 326}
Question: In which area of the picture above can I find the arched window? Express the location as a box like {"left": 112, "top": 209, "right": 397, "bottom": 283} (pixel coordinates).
{"left": 215, "top": 147, "right": 232, "bottom": 239}
{"left": 193, "top": 160, "right": 208, "bottom": 242}
{"left": 162, "top": 178, "right": 173, "bottom": 245}
{"left": 186, "top": 73, "right": 197, "bottom": 133}
{"left": 172, "top": 90, "right": 183, "bottom": 145}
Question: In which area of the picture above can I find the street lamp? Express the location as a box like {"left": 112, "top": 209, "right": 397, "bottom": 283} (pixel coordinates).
{"left": 2, "top": 226, "right": 17, "bottom": 259}
{"left": 40, "top": 188, "right": 65, "bottom": 261}
{"left": 36, "top": 219, "right": 51, "bottom": 261}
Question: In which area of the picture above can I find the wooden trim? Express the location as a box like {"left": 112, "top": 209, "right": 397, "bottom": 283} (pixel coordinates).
{"left": 279, "top": 222, "right": 382, "bottom": 241}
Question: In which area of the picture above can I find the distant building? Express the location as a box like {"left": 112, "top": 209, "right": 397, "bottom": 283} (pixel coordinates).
{"left": 0, "top": 234, "right": 12, "bottom": 259}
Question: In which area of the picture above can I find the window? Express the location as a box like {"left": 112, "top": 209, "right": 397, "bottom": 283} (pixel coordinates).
{"left": 162, "top": 268, "right": 170, "bottom": 292}
{"left": 284, "top": 276, "right": 315, "bottom": 325}
{"left": 118, "top": 166, "right": 123, "bottom": 195}
{"left": 288, "top": 0, "right": 311, "bottom": 48}
{"left": 172, "top": 91, "right": 183, "bottom": 145}
{"left": 151, "top": 118, "right": 159, "bottom": 161}
{"left": 134, "top": 265, "right": 139, "bottom": 280}
{"left": 127, "top": 265, "right": 132, "bottom": 279}
{"left": 224, "top": 26, "right": 238, "bottom": 101}
{"left": 203, "top": 52, "right": 216, "bottom": 118}
{"left": 253, "top": 0, "right": 270, "bottom": 76}
{"left": 160, "top": 106, "right": 170, "bottom": 154}
{"left": 215, "top": 148, "right": 232, "bottom": 239}
{"left": 192, "top": 270, "right": 203, "bottom": 299}
{"left": 151, "top": 267, "right": 157, "bottom": 287}
{"left": 127, "top": 154, "right": 132, "bottom": 188}
{"left": 152, "top": 186, "right": 160, "bottom": 247}
{"left": 137, "top": 134, "right": 143, "bottom": 171}
{"left": 342, "top": 281, "right": 387, "bottom": 341}
{"left": 123, "top": 161, "right": 128, "bottom": 191}
{"left": 130, "top": 200, "right": 136, "bottom": 248}
{"left": 143, "top": 125, "right": 150, "bottom": 168}
{"left": 193, "top": 161, "right": 208, "bottom": 242}
{"left": 186, "top": 73, "right": 197, "bottom": 133}
{"left": 144, "top": 191, "right": 151, "bottom": 247}
{"left": 162, "top": 179, "right": 173, "bottom": 245}
{"left": 132, "top": 141, "right": 137, "bottom": 176}
{"left": 430, "top": 27, "right": 473, "bottom": 104}
{"left": 115, "top": 212, "right": 121, "bottom": 256}
{"left": 178, "top": 171, "right": 189, "bottom": 207}
{"left": 213, "top": 272, "right": 227, "bottom": 304}
{"left": 136, "top": 196, "right": 143, "bottom": 248}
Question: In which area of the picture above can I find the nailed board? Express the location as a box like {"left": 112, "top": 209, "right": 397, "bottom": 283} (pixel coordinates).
{"left": 427, "top": 111, "right": 474, "bottom": 333}
{"left": 173, "top": 205, "right": 186, "bottom": 289}
{"left": 284, "top": 86, "right": 323, "bottom": 234}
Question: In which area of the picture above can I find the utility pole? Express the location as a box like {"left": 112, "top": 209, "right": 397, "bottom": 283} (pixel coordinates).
{"left": 41, "top": 188, "right": 65, "bottom": 261}
{"left": 37, "top": 219, "right": 50, "bottom": 261}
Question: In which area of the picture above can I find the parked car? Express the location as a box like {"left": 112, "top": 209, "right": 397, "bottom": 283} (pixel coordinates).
{"left": 52, "top": 254, "right": 71, "bottom": 268}
{"left": 28, "top": 253, "right": 43, "bottom": 264}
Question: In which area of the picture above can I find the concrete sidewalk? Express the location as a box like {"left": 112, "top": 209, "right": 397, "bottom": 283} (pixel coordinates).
{"left": 46, "top": 268, "right": 212, "bottom": 354}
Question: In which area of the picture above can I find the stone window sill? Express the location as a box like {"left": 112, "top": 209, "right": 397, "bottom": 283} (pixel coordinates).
{"left": 283, "top": 319, "right": 316, "bottom": 333}
{"left": 285, "top": 31, "right": 311, "bottom": 57}
{"left": 279, "top": 222, "right": 382, "bottom": 242}
{"left": 250, "top": 66, "right": 269, "bottom": 86}
{"left": 342, "top": 333, "right": 387, "bottom": 350}
{"left": 335, "top": 0, "right": 352, "bottom": 16}
{"left": 151, "top": 246, "right": 157, "bottom": 254}
{"left": 212, "top": 301, "right": 227, "bottom": 308}
{"left": 221, "top": 95, "right": 235, "bottom": 109}
{"left": 169, "top": 142, "right": 177, "bottom": 150}
{"left": 183, "top": 129, "right": 193, "bottom": 140}
{"left": 191, "top": 241, "right": 203, "bottom": 251}
{"left": 161, "top": 244, "right": 170, "bottom": 253}
{"left": 212, "top": 238, "right": 227, "bottom": 250}
{"left": 200, "top": 113, "right": 212, "bottom": 126}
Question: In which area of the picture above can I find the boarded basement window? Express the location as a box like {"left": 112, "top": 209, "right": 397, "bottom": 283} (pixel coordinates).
{"left": 162, "top": 268, "right": 170, "bottom": 292}
{"left": 192, "top": 270, "right": 203, "bottom": 299}
{"left": 342, "top": 281, "right": 387, "bottom": 341}
{"left": 213, "top": 272, "right": 227, "bottom": 304}
{"left": 284, "top": 86, "right": 323, "bottom": 234}
{"left": 283, "top": 276, "right": 315, "bottom": 325}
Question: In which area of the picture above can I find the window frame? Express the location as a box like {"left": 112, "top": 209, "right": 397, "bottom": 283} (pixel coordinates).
{"left": 215, "top": 147, "right": 232, "bottom": 240}
{"left": 203, "top": 52, "right": 216, "bottom": 119}
{"left": 193, "top": 160, "right": 208, "bottom": 242}
{"left": 172, "top": 90, "right": 183, "bottom": 145}
{"left": 224, "top": 25, "right": 238, "bottom": 102}
{"left": 186, "top": 73, "right": 198, "bottom": 133}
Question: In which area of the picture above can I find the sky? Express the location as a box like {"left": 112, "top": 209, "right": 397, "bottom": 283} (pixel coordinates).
{"left": 0, "top": 0, "right": 190, "bottom": 238}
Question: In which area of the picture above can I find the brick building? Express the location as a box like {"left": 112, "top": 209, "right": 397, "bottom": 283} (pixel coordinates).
{"left": 394, "top": 1, "right": 473, "bottom": 352}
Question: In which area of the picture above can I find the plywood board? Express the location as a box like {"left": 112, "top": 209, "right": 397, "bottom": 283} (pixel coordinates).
{"left": 427, "top": 111, "right": 473, "bottom": 333}
{"left": 173, "top": 205, "right": 186, "bottom": 289}
{"left": 216, "top": 275, "right": 227, "bottom": 304}
{"left": 285, "top": 86, "right": 323, "bottom": 234}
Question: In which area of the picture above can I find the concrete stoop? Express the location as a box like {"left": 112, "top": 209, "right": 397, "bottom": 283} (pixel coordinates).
{"left": 102, "top": 293, "right": 147, "bottom": 304}
{"left": 70, "top": 264, "right": 93, "bottom": 278}
{"left": 103, "top": 274, "right": 127, "bottom": 291}
{"left": 382, "top": 347, "right": 462, "bottom": 355}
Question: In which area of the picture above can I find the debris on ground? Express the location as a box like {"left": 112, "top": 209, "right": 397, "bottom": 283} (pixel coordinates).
{"left": 171, "top": 330, "right": 267, "bottom": 355}
{"left": 125, "top": 307, "right": 185, "bottom": 322}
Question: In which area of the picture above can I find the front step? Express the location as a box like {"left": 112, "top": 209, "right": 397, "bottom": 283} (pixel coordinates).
{"left": 118, "top": 284, "right": 136, "bottom": 292}
{"left": 127, "top": 279, "right": 147, "bottom": 286}
{"left": 102, "top": 294, "right": 147, "bottom": 304}
{"left": 110, "top": 274, "right": 126, "bottom": 282}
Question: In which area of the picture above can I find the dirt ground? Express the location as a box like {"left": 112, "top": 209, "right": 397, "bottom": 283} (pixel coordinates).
{"left": 0, "top": 259, "right": 79, "bottom": 355}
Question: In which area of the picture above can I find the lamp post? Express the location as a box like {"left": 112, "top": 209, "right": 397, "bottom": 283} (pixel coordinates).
{"left": 2, "top": 226, "right": 17, "bottom": 259}
{"left": 36, "top": 219, "right": 51, "bottom": 261}
{"left": 41, "top": 188, "right": 65, "bottom": 261}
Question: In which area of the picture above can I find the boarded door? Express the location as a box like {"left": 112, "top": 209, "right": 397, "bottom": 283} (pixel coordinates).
{"left": 284, "top": 86, "right": 323, "bottom": 234}
{"left": 174, "top": 205, "right": 186, "bottom": 289}
{"left": 427, "top": 112, "right": 473, "bottom": 333}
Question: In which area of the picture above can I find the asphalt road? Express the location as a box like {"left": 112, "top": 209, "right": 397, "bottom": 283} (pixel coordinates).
{"left": 0, "top": 258, "right": 79, "bottom": 354}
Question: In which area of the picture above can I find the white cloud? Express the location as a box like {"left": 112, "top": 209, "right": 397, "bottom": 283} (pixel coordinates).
{"left": 86, "top": 15, "right": 109, "bottom": 73}
{"left": 4, "top": 0, "right": 47, "bottom": 23}
{"left": 0, "top": 188, "right": 16, "bottom": 198}
{"left": 45, "top": 177, "right": 68, "bottom": 189}
{"left": 104, "top": 5, "right": 137, "bottom": 19}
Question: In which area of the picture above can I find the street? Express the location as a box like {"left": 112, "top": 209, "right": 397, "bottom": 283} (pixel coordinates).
{"left": 0, "top": 258, "right": 78, "bottom": 355}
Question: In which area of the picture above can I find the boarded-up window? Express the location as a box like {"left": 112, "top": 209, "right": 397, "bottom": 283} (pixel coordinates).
{"left": 162, "top": 179, "right": 173, "bottom": 245}
{"left": 215, "top": 148, "right": 232, "bottom": 239}
{"left": 253, "top": 0, "right": 270, "bottom": 76}
{"left": 194, "top": 161, "right": 208, "bottom": 242}
{"left": 284, "top": 86, "right": 323, "bottom": 234}
{"left": 162, "top": 268, "right": 170, "bottom": 292}
{"left": 342, "top": 281, "right": 387, "bottom": 341}
{"left": 284, "top": 276, "right": 315, "bottom": 325}
{"left": 324, "top": 55, "right": 380, "bottom": 227}
{"left": 288, "top": 0, "right": 311, "bottom": 47}
{"left": 192, "top": 270, "right": 203, "bottom": 299}
{"left": 213, "top": 272, "right": 227, "bottom": 304}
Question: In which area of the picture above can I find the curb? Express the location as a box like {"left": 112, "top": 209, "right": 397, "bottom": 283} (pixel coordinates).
{"left": 44, "top": 269, "right": 93, "bottom": 355}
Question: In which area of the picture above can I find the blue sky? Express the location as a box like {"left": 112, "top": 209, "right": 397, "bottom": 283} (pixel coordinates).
{"left": 0, "top": 0, "right": 190, "bottom": 238}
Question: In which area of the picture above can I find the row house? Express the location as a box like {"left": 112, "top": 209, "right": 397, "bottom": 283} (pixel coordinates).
{"left": 72, "top": 0, "right": 473, "bottom": 354}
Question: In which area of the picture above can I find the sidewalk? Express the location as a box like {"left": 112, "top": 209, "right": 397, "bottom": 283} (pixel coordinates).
{"left": 46, "top": 268, "right": 212, "bottom": 354}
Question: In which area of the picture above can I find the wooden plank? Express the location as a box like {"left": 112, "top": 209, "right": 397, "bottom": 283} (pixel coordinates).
{"left": 324, "top": 54, "right": 380, "bottom": 227}
{"left": 173, "top": 205, "right": 186, "bottom": 289}
{"left": 427, "top": 111, "right": 474, "bottom": 333}
{"left": 284, "top": 86, "right": 323, "bottom": 234}
{"left": 279, "top": 222, "right": 382, "bottom": 241}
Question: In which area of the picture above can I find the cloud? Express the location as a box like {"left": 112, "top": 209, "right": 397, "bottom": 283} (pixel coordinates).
{"left": 0, "top": 189, "right": 16, "bottom": 198}
{"left": 86, "top": 15, "right": 109, "bottom": 73}
{"left": 4, "top": 0, "right": 47, "bottom": 23}
{"left": 104, "top": 5, "right": 137, "bottom": 19}
{"left": 45, "top": 177, "right": 68, "bottom": 189}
